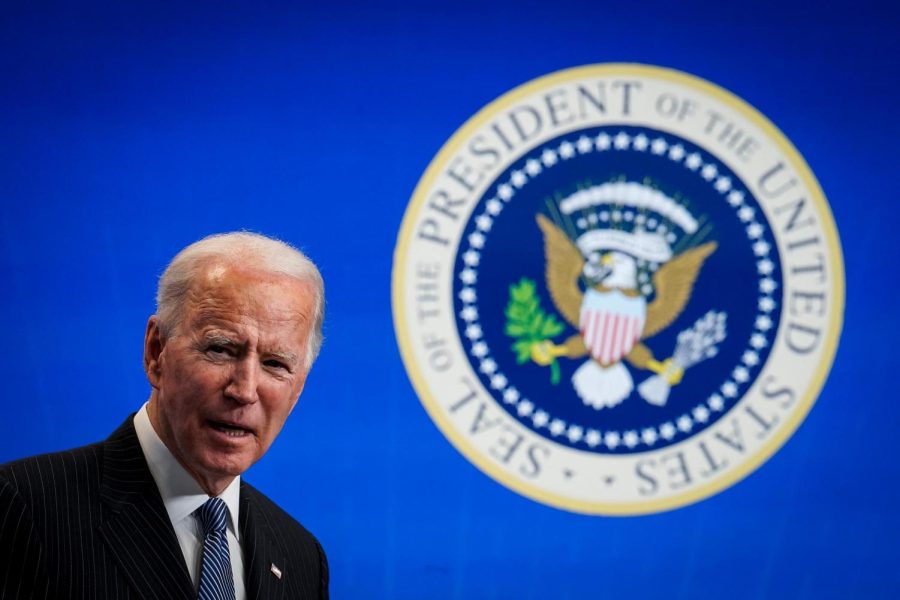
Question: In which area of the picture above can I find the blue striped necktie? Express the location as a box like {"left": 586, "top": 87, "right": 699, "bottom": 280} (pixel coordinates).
{"left": 196, "top": 498, "right": 235, "bottom": 600}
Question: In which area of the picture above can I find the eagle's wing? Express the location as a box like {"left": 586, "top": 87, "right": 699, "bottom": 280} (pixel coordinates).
{"left": 642, "top": 241, "right": 717, "bottom": 339}
{"left": 535, "top": 214, "right": 583, "bottom": 328}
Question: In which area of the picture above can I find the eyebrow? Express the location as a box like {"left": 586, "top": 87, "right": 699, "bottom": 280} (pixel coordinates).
{"left": 268, "top": 351, "right": 299, "bottom": 366}
{"left": 202, "top": 333, "right": 236, "bottom": 347}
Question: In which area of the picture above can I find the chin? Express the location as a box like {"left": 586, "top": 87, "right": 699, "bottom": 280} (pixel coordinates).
{"left": 199, "top": 452, "right": 255, "bottom": 480}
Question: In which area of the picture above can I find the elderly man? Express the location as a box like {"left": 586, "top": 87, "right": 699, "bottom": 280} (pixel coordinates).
{"left": 0, "top": 232, "right": 329, "bottom": 599}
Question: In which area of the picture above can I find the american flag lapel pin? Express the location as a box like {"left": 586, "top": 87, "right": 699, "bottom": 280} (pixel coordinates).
{"left": 270, "top": 563, "right": 282, "bottom": 579}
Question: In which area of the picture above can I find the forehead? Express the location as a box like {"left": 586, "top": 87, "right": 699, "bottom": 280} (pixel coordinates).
{"left": 183, "top": 263, "right": 314, "bottom": 337}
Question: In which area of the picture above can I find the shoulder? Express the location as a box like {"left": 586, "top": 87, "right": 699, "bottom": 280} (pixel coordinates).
{"left": 0, "top": 441, "right": 105, "bottom": 503}
{"left": 240, "top": 481, "right": 324, "bottom": 549}
{"left": 240, "top": 481, "right": 329, "bottom": 591}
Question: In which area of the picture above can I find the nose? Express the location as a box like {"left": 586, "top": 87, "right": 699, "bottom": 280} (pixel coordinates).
{"left": 225, "top": 358, "right": 260, "bottom": 405}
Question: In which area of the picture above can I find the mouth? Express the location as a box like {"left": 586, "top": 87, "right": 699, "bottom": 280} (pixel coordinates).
{"left": 207, "top": 419, "right": 255, "bottom": 439}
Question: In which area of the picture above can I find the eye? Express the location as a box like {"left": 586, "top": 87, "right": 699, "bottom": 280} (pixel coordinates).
{"left": 263, "top": 359, "right": 288, "bottom": 371}
{"left": 206, "top": 344, "right": 232, "bottom": 356}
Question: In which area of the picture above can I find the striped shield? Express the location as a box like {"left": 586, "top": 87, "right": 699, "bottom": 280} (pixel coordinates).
{"left": 579, "top": 288, "right": 647, "bottom": 366}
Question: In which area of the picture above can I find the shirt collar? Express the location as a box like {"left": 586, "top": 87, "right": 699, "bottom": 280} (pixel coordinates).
{"left": 133, "top": 402, "right": 241, "bottom": 538}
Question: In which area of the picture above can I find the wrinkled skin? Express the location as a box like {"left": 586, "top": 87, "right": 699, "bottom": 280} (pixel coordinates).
{"left": 144, "top": 262, "right": 315, "bottom": 495}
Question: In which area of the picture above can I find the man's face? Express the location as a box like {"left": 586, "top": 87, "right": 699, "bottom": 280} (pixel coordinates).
{"left": 144, "top": 263, "right": 314, "bottom": 494}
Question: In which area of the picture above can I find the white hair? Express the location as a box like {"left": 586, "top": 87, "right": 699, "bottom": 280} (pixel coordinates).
{"left": 156, "top": 231, "right": 325, "bottom": 368}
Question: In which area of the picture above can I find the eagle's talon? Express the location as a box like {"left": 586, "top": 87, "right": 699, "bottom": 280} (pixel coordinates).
{"left": 647, "top": 357, "right": 684, "bottom": 385}
{"left": 531, "top": 341, "right": 564, "bottom": 365}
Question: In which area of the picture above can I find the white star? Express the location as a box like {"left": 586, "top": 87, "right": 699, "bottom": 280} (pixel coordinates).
{"left": 757, "top": 259, "right": 774, "bottom": 275}
{"left": 611, "top": 210, "right": 622, "bottom": 222}
{"left": 479, "top": 358, "right": 496, "bottom": 374}
{"left": 742, "top": 351, "right": 760, "bottom": 366}
{"left": 475, "top": 215, "right": 492, "bottom": 231}
{"left": 721, "top": 381, "right": 738, "bottom": 398}
{"left": 759, "top": 297, "right": 776, "bottom": 312}
{"left": 525, "top": 159, "right": 542, "bottom": 175}
{"left": 677, "top": 416, "right": 693, "bottom": 432}
{"left": 558, "top": 141, "right": 575, "bottom": 159}
{"left": 727, "top": 190, "right": 745, "bottom": 206}
{"left": 549, "top": 419, "right": 566, "bottom": 436}
{"left": 576, "top": 136, "right": 593, "bottom": 153}
{"left": 576, "top": 218, "right": 588, "bottom": 229}
{"left": 651, "top": 138, "right": 668, "bottom": 154}
{"left": 715, "top": 176, "right": 732, "bottom": 192}
{"left": 614, "top": 132, "right": 631, "bottom": 149}
{"left": 486, "top": 199, "right": 503, "bottom": 215}
{"left": 468, "top": 232, "right": 485, "bottom": 248}
{"left": 462, "top": 250, "right": 480, "bottom": 266}
{"left": 668, "top": 144, "right": 686, "bottom": 161}
{"left": 738, "top": 206, "right": 756, "bottom": 222}
{"left": 595, "top": 133, "right": 612, "bottom": 150}
{"left": 604, "top": 431, "right": 620, "bottom": 448}
{"left": 465, "top": 324, "right": 482, "bottom": 340}
{"left": 585, "top": 429, "right": 602, "bottom": 447}
{"left": 497, "top": 184, "right": 514, "bottom": 200}
{"left": 755, "top": 315, "right": 773, "bottom": 331}
{"left": 503, "top": 387, "right": 519, "bottom": 403}
{"left": 660, "top": 422, "right": 676, "bottom": 439}
{"left": 541, "top": 149, "right": 558, "bottom": 166}
{"left": 685, "top": 153, "right": 702, "bottom": 170}
{"left": 460, "top": 306, "right": 478, "bottom": 321}
{"left": 532, "top": 410, "right": 549, "bottom": 427}
{"left": 491, "top": 374, "right": 507, "bottom": 389}
{"left": 623, "top": 431, "right": 639, "bottom": 448}
{"left": 510, "top": 170, "right": 527, "bottom": 188}
{"left": 632, "top": 134, "right": 649, "bottom": 151}
{"left": 471, "top": 341, "right": 488, "bottom": 357}
{"left": 733, "top": 367, "right": 750, "bottom": 383}
{"left": 693, "top": 406, "right": 710, "bottom": 423}
{"left": 750, "top": 333, "right": 768, "bottom": 349}
{"left": 746, "top": 222, "right": 764, "bottom": 238}
{"left": 460, "top": 269, "right": 477, "bottom": 284}
{"left": 567, "top": 425, "right": 583, "bottom": 443}
{"left": 516, "top": 400, "right": 533, "bottom": 416}
{"left": 759, "top": 278, "right": 777, "bottom": 293}
{"left": 708, "top": 395, "right": 725, "bottom": 411}
{"left": 641, "top": 428, "right": 658, "bottom": 445}
{"left": 701, "top": 164, "right": 718, "bottom": 181}
{"left": 459, "top": 287, "right": 476, "bottom": 303}
{"left": 753, "top": 240, "right": 770, "bottom": 256}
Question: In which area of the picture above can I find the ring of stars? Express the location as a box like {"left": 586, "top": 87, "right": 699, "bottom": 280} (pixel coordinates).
{"left": 456, "top": 129, "right": 780, "bottom": 451}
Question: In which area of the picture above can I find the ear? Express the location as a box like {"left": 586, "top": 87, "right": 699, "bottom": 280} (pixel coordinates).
{"left": 144, "top": 316, "right": 165, "bottom": 388}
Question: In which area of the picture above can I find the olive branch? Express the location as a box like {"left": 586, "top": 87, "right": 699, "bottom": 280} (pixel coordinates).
{"left": 504, "top": 278, "right": 565, "bottom": 384}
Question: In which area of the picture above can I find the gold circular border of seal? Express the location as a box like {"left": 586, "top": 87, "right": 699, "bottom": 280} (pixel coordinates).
{"left": 392, "top": 63, "right": 845, "bottom": 515}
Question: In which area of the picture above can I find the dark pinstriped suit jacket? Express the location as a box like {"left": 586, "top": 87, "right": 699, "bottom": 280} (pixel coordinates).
{"left": 0, "top": 417, "right": 328, "bottom": 599}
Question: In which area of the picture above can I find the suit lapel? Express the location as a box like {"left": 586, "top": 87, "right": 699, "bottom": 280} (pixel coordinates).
{"left": 97, "top": 418, "right": 195, "bottom": 600}
{"left": 240, "top": 484, "right": 286, "bottom": 600}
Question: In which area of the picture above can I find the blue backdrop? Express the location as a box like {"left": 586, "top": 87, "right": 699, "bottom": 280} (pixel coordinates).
{"left": 1, "top": 1, "right": 897, "bottom": 598}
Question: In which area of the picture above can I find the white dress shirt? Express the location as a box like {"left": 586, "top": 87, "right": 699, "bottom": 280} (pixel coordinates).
{"left": 134, "top": 403, "right": 247, "bottom": 600}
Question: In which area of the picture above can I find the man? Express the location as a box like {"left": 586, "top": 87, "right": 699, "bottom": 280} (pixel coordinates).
{"left": 0, "top": 232, "right": 329, "bottom": 599}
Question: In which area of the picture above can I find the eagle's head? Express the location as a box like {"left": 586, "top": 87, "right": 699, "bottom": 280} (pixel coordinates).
{"left": 587, "top": 251, "right": 638, "bottom": 290}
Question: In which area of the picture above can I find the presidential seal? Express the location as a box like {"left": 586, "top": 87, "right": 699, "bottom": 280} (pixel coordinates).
{"left": 392, "top": 64, "right": 843, "bottom": 515}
